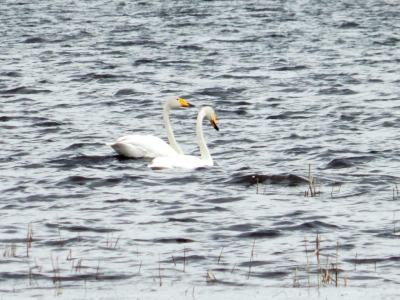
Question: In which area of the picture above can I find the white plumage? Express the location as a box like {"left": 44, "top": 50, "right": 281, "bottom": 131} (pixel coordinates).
{"left": 106, "top": 96, "right": 194, "bottom": 158}
{"left": 148, "top": 106, "right": 219, "bottom": 169}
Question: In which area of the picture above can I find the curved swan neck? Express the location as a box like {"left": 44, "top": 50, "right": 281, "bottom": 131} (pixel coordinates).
{"left": 197, "top": 109, "right": 213, "bottom": 166}
{"left": 163, "top": 103, "right": 184, "bottom": 155}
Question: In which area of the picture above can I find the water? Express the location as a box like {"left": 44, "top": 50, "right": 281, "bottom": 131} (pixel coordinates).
{"left": 1, "top": 0, "right": 400, "bottom": 299}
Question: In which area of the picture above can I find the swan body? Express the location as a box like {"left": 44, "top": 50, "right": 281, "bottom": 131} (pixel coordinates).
{"left": 148, "top": 106, "right": 219, "bottom": 169}
{"left": 107, "top": 96, "right": 194, "bottom": 158}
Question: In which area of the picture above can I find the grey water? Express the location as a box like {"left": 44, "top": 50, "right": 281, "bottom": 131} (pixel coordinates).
{"left": 1, "top": 0, "right": 400, "bottom": 299}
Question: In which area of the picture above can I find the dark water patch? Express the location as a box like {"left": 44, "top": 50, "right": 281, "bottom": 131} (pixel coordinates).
{"left": 164, "top": 254, "right": 206, "bottom": 263}
{"left": 104, "top": 198, "right": 140, "bottom": 203}
{"left": 0, "top": 86, "right": 52, "bottom": 94}
{"left": 212, "top": 37, "right": 260, "bottom": 43}
{"left": 0, "top": 116, "right": 13, "bottom": 122}
{"left": 49, "top": 155, "right": 116, "bottom": 169}
{"left": 273, "top": 65, "right": 307, "bottom": 71}
{"left": 322, "top": 243, "right": 356, "bottom": 251}
{"left": 45, "top": 223, "right": 120, "bottom": 233}
{"left": 23, "top": 163, "right": 46, "bottom": 169}
{"left": 339, "top": 21, "right": 360, "bottom": 28}
{"left": 177, "top": 45, "right": 203, "bottom": 51}
{"left": 114, "top": 88, "right": 137, "bottom": 96}
{"left": 325, "top": 156, "right": 375, "bottom": 169}
{"left": 318, "top": 87, "right": 357, "bottom": 95}
{"left": 245, "top": 5, "right": 283, "bottom": 12}
{"left": 34, "top": 121, "right": 64, "bottom": 127}
{"left": 0, "top": 272, "right": 30, "bottom": 280}
{"left": 234, "top": 108, "right": 247, "bottom": 115}
{"left": 16, "top": 193, "right": 89, "bottom": 203}
{"left": 343, "top": 257, "right": 397, "bottom": 265}
{"left": 160, "top": 206, "right": 229, "bottom": 216}
{"left": 381, "top": 121, "right": 397, "bottom": 128}
{"left": 168, "top": 218, "right": 198, "bottom": 223}
{"left": 340, "top": 114, "right": 357, "bottom": 121}
{"left": 23, "top": 37, "right": 46, "bottom": 43}
{"left": 2, "top": 186, "right": 28, "bottom": 194}
{"left": 239, "top": 260, "right": 273, "bottom": 267}
{"left": 61, "top": 274, "right": 135, "bottom": 282}
{"left": 64, "top": 142, "right": 103, "bottom": 150}
{"left": 133, "top": 58, "right": 156, "bottom": 66}
{"left": 217, "top": 74, "right": 269, "bottom": 80}
{"left": 110, "top": 40, "right": 162, "bottom": 47}
{"left": 0, "top": 71, "right": 22, "bottom": 77}
{"left": 228, "top": 173, "right": 308, "bottom": 187}
{"left": 57, "top": 175, "right": 101, "bottom": 186}
{"left": 285, "top": 210, "right": 307, "bottom": 218}
{"left": 224, "top": 224, "right": 259, "bottom": 232}
{"left": 272, "top": 220, "right": 295, "bottom": 226}
{"left": 1, "top": 205, "right": 21, "bottom": 210}
{"left": 238, "top": 229, "right": 282, "bottom": 239}
{"left": 374, "top": 232, "right": 400, "bottom": 239}
{"left": 154, "top": 238, "right": 195, "bottom": 244}
{"left": 373, "top": 37, "right": 400, "bottom": 46}
{"left": 349, "top": 275, "right": 382, "bottom": 280}
{"left": 252, "top": 270, "right": 291, "bottom": 279}
{"left": 70, "top": 72, "right": 126, "bottom": 82}
{"left": 203, "top": 196, "right": 244, "bottom": 204}
{"left": 0, "top": 238, "right": 29, "bottom": 244}
{"left": 266, "top": 111, "right": 310, "bottom": 120}
{"left": 43, "top": 237, "right": 82, "bottom": 246}
{"left": 195, "top": 87, "right": 246, "bottom": 98}
{"left": 276, "top": 220, "right": 340, "bottom": 232}
{"left": 86, "top": 177, "right": 125, "bottom": 188}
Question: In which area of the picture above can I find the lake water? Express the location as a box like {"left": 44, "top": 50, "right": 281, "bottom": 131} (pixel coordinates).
{"left": 1, "top": 1, "right": 400, "bottom": 299}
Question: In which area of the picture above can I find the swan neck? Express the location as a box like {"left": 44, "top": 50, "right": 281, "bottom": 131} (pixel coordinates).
{"left": 197, "top": 110, "right": 213, "bottom": 166}
{"left": 163, "top": 103, "right": 183, "bottom": 155}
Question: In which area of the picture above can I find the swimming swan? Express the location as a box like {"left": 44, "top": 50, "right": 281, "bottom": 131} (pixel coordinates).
{"left": 148, "top": 106, "right": 219, "bottom": 169}
{"left": 107, "top": 96, "right": 194, "bottom": 158}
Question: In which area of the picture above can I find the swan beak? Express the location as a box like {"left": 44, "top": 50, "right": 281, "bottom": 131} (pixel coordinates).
{"left": 179, "top": 98, "right": 195, "bottom": 107}
{"left": 211, "top": 116, "right": 219, "bottom": 131}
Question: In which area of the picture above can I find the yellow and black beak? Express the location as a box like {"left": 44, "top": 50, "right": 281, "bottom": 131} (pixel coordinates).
{"left": 211, "top": 115, "right": 219, "bottom": 131}
{"left": 178, "top": 98, "right": 195, "bottom": 107}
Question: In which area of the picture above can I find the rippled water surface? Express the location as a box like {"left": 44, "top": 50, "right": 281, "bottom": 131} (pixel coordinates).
{"left": 2, "top": 1, "right": 400, "bottom": 299}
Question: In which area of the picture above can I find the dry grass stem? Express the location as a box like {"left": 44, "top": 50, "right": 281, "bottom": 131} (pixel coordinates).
{"left": 113, "top": 236, "right": 120, "bottom": 249}
{"left": 250, "top": 239, "right": 256, "bottom": 261}
{"left": 26, "top": 223, "right": 33, "bottom": 257}
{"left": 158, "top": 253, "right": 162, "bottom": 287}
{"left": 231, "top": 263, "right": 236, "bottom": 273}
{"left": 138, "top": 260, "right": 142, "bottom": 274}
{"left": 206, "top": 269, "right": 217, "bottom": 282}
{"left": 75, "top": 259, "right": 83, "bottom": 273}
{"left": 218, "top": 247, "right": 224, "bottom": 264}
{"left": 67, "top": 249, "right": 73, "bottom": 261}
{"left": 293, "top": 268, "right": 299, "bottom": 287}
{"left": 172, "top": 255, "right": 176, "bottom": 266}
{"left": 354, "top": 253, "right": 357, "bottom": 270}
{"left": 96, "top": 260, "right": 103, "bottom": 281}
{"left": 183, "top": 247, "right": 186, "bottom": 273}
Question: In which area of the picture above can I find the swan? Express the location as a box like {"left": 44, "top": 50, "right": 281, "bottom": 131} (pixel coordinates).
{"left": 148, "top": 106, "right": 219, "bottom": 169}
{"left": 107, "top": 96, "right": 194, "bottom": 158}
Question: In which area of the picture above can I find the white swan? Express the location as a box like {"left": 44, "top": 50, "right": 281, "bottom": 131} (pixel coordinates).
{"left": 107, "top": 96, "right": 194, "bottom": 158}
{"left": 148, "top": 106, "right": 219, "bottom": 169}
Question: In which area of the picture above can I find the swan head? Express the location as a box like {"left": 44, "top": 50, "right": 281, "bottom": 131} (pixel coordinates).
{"left": 166, "top": 96, "right": 195, "bottom": 109}
{"left": 203, "top": 106, "right": 219, "bottom": 131}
